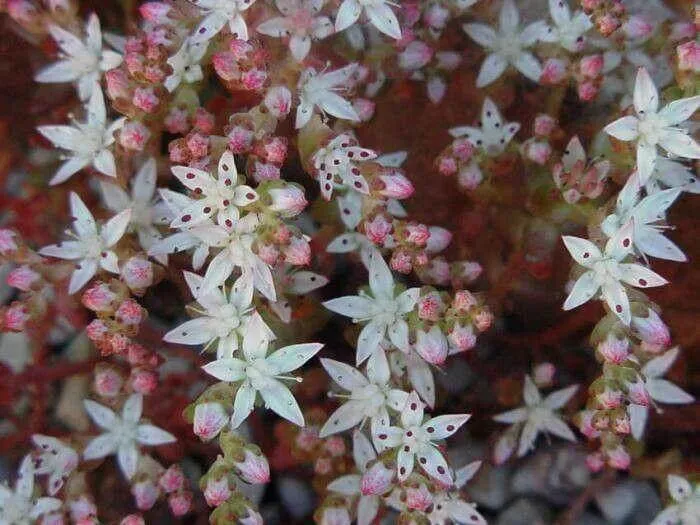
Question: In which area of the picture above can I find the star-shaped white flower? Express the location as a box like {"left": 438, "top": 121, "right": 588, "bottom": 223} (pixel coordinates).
{"left": 375, "top": 392, "right": 470, "bottom": 486}
{"left": 628, "top": 347, "right": 694, "bottom": 440}
{"left": 37, "top": 89, "right": 125, "bottom": 184}
{"left": 651, "top": 475, "right": 700, "bottom": 525}
{"left": 169, "top": 150, "right": 259, "bottom": 229}
{"left": 35, "top": 13, "right": 123, "bottom": 101}
{"left": 327, "top": 431, "right": 382, "bottom": 525}
{"left": 164, "top": 38, "right": 208, "bottom": 92}
{"left": 83, "top": 394, "right": 176, "bottom": 480}
{"left": 493, "top": 375, "right": 578, "bottom": 458}
{"left": 463, "top": 0, "right": 549, "bottom": 87}
{"left": 101, "top": 157, "right": 168, "bottom": 258}
{"left": 257, "top": 0, "right": 334, "bottom": 61}
{"left": 39, "top": 192, "right": 131, "bottom": 294}
{"left": 190, "top": 0, "right": 258, "bottom": 43}
{"left": 449, "top": 97, "right": 521, "bottom": 156}
{"left": 601, "top": 173, "right": 686, "bottom": 262}
{"left": 334, "top": 0, "right": 401, "bottom": 40}
{"left": 540, "top": 0, "right": 592, "bottom": 52}
{"left": 323, "top": 251, "right": 420, "bottom": 364}
{"left": 319, "top": 350, "right": 409, "bottom": 440}
{"left": 0, "top": 456, "right": 61, "bottom": 525}
{"left": 604, "top": 67, "right": 700, "bottom": 185}
{"left": 202, "top": 314, "right": 323, "bottom": 427}
{"left": 164, "top": 271, "right": 269, "bottom": 358}
{"left": 31, "top": 435, "right": 79, "bottom": 496}
{"left": 311, "top": 133, "right": 376, "bottom": 199}
{"left": 562, "top": 220, "right": 668, "bottom": 325}
{"left": 295, "top": 65, "right": 360, "bottom": 128}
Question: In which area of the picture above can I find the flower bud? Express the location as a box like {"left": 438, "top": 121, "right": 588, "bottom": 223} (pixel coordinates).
{"left": 626, "top": 379, "right": 649, "bottom": 406}
{"left": 4, "top": 303, "right": 29, "bottom": 331}
{"left": 448, "top": 323, "right": 476, "bottom": 353}
{"left": 457, "top": 163, "right": 483, "bottom": 190}
{"left": 607, "top": 445, "right": 630, "bottom": 470}
{"left": 283, "top": 237, "right": 311, "bottom": 266}
{"left": 597, "top": 14, "right": 620, "bottom": 36}
{"left": 418, "top": 292, "right": 443, "bottom": 321}
{"left": 425, "top": 227, "right": 452, "bottom": 254}
{"left": 415, "top": 326, "right": 449, "bottom": 365}
{"left": 130, "top": 368, "right": 158, "bottom": 394}
{"left": 193, "top": 108, "right": 215, "bottom": 134}
{"left": 268, "top": 185, "right": 308, "bottom": 217}
{"left": 426, "top": 258, "right": 450, "bottom": 285}
{"left": 168, "top": 491, "right": 192, "bottom": 517}
{"left": 120, "top": 121, "right": 151, "bottom": 151}
{"left": 577, "top": 81, "right": 598, "bottom": 101}
{"left": 193, "top": 402, "right": 228, "bottom": 441}
{"left": 669, "top": 22, "right": 696, "bottom": 42}
{"left": 360, "top": 461, "right": 394, "bottom": 495}
{"left": 474, "top": 310, "right": 493, "bottom": 332}
{"left": 204, "top": 476, "right": 231, "bottom": 507}
{"left": 406, "top": 484, "right": 433, "bottom": 511}
{"left": 115, "top": 299, "right": 144, "bottom": 327}
{"left": 597, "top": 388, "right": 623, "bottom": 409}
{"left": 235, "top": 450, "right": 270, "bottom": 484}
{"left": 159, "top": 465, "right": 185, "bottom": 493}
{"left": 579, "top": 54, "right": 603, "bottom": 78}
{"left": 623, "top": 15, "right": 653, "bottom": 40}
{"left": 314, "top": 457, "right": 332, "bottom": 475}
{"left": 585, "top": 452, "right": 605, "bottom": 472}
{"left": 390, "top": 251, "right": 413, "bottom": 274}
{"left": 228, "top": 126, "right": 254, "bottom": 153}
{"left": 541, "top": 59, "right": 568, "bottom": 84}
{"left": 438, "top": 156, "right": 458, "bottom": 176}
{"left": 7, "top": 265, "right": 40, "bottom": 291}
{"left": 94, "top": 367, "right": 123, "bottom": 397}
{"left": 533, "top": 115, "right": 556, "bottom": 137}
{"left": 525, "top": 141, "right": 552, "bottom": 165}
{"left": 323, "top": 436, "right": 346, "bottom": 457}
{"left": 86, "top": 319, "right": 109, "bottom": 341}
{"left": 213, "top": 51, "right": 240, "bottom": 81}
{"left": 612, "top": 413, "right": 631, "bottom": 434}
{"left": 353, "top": 98, "right": 376, "bottom": 121}
{"left": 242, "top": 69, "right": 267, "bottom": 91}
{"left": 260, "top": 136, "right": 288, "bottom": 164}
{"left": 82, "top": 283, "right": 117, "bottom": 312}
{"left": 132, "top": 479, "right": 159, "bottom": 511}
{"left": 133, "top": 87, "right": 159, "bottom": 113}
{"left": 631, "top": 309, "right": 670, "bottom": 350}
{"left": 365, "top": 215, "right": 393, "bottom": 245}
{"left": 164, "top": 108, "right": 189, "bottom": 134}
{"left": 120, "top": 515, "right": 145, "bottom": 525}
{"left": 533, "top": 362, "right": 555, "bottom": 387}
{"left": 453, "top": 290, "right": 477, "bottom": 312}
{"left": 264, "top": 86, "right": 292, "bottom": 118}
{"left": 121, "top": 257, "right": 154, "bottom": 291}
{"left": 677, "top": 41, "right": 700, "bottom": 72}
{"left": 404, "top": 223, "right": 430, "bottom": 247}
{"left": 379, "top": 174, "right": 414, "bottom": 199}
{"left": 186, "top": 132, "right": 209, "bottom": 157}
{"left": 399, "top": 41, "right": 434, "bottom": 70}
{"left": 0, "top": 229, "right": 18, "bottom": 255}
{"left": 456, "top": 261, "right": 482, "bottom": 283}
{"left": 597, "top": 334, "right": 629, "bottom": 364}
{"left": 577, "top": 410, "right": 600, "bottom": 439}
{"left": 257, "top": 244, "right": 279, "bottom": 265}
{"left": 69, "top": 496, "right": 97, "bottom": 521}
{"left": 452, "top": 138, "right": 474, "bottom": 161}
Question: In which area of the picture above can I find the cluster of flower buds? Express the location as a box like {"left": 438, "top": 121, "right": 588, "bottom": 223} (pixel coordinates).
{"left": 551, "top": 136, "right": 610, "bottom": 203}
{"left": 580, "top": 0, "right": 626, "bottom": 37}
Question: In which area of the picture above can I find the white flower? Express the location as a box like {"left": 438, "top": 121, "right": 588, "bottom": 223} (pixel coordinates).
{"left": 540, "top": 0, "right": 592, "bottom": 52}
{"left": 628, "top": 347, "right": 694, "bottom": 440}
{"left": 31, "top": 435, "right": 79, "bottom": 496}
{"left": 295, "top": 65, "right": 360, "bottom": 128}
{"left": 449, "top": 97, "right": 521, "bottom": 156}
{"left": 169, "top": 150, "right": 259, "bottom": 229}
{"left": 562, "top": 220, "right": 668, "bottom": 325}
{"left": 463, "top": 0, "right": 549, "bottom": 87}
{"left": 190, "top": 0, "right": 258, "bottom": 43}
{"left": 83, "top": 394, "right": 176, "bottom": 480}
{"left": 604, "top": 67, "right": 700, "bottom": 184}
{"left": 101, "top": 157, "right": 168, "bottom": 258}
{"left": 202, "top": 314, "right": 323, "bottom": 427}
{"left": 163, "top": 271, "right": 267, "bottom": 358}
{"left": 37, "top": 89, "right": 125, "bottom": 184}
{"left": 257, "top": 0, "right": 334, "bottom": 61}
{"left": 327, "top": 431, "right": 381, "bottom": 525}
{"left": 601, "top": 173, "right": 686, "bottom": 262}
{"left": 323, "top": 252, "right": 420, "bottom": 364}
{"left": 334, "top": 0, "right": 401, "bottom": 40}
{"left": 319, "top": 350, "right": 409, "bottom": 440}
{"left": 651, "top": 475, "right": 700, "bottom": 525}
{"left": 374, "top": 392, "right": 470, "bottom": 486}
{"left": 311, "top": 133, "right": 376, "bottom": 199}
{"left": 0, "top": 456, "right": 61, "bottom": 525}
{"left": 493, "top": 375, "right": 578, "bottom": 458}
{"left": 35, "top": 13, "right": 123, "bottom": 101}
{"left": 39, "top": 192, "right": 131, "bottom": 294}
{"left": 164, "top": 38, "right": 208, "bottom": 92}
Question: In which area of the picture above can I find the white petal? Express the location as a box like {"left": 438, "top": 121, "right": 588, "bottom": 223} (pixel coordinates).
{"left": 122, "top": 393, "right": 143, "bottom": 423}
{"left": 407, "top": 357, "right": 435, "bottom": 408}
{"left": 136, "top": 424, "right": 176, "bottom": 445}
{"left": 542, "top": 414, "right": 577, "bottom": 442}
{"left": 117, "top": 443, "right": 139, "bottom": 479}
{"left": 523, "top": 375, "right": 542, "bottom": 405}
{"left": 289, "top": 34, "right": 311, "bottom": 61}
{"left": 132, "top": 158, "right": 157, "bottom": 203}
{"left": 543, "top": 384, "right": 578, "bottom": 409}
{"left": 658, "top": 96, "right": 700, "bottom": 125}
{"left": 319, "top": 92, "right": 360, "bottom": 122}
{"left": 517, "top": 419, "right": 539, "bottom": 456}
{"left": 319, "top": 400, "right": 366, "bottom": 437}
{"left": 231, "top": 381, "right": 256, "bottom": 428}
{"left": 70, "top": 192, "right": 98, "bottom": 237}
{"left": 39, "top": 241, "right": 84, "bottom": 260}
{"left": 327, "top": 474, "right": 361, "bottom": 496}
{"left": 659, "top": 129, "right": 700, "bottom": 159}
{"left": 163, "top": 317, "right": 217, "bottom": 345}
{"left": 365, "top": 3, "right": 401, "bottom": 39}
{"left": 642, "top": 346, "right": 679, "bottom": 378}
{"left": 266, "top": 342, "right": 323, "bottom": 374}
{"left": 463, "top": 23, "right": 496, "bottom": 47}
{"left": 357, "top": 495, "right": 380, "bottom": 525}
{"left": 514, "top": 52, "right": 543, "bottom": 83}
{"left": 646, "top": 379, "right": 694, "bottom": 404}
{"left": 83, "top": 434, "right": 118, "bottom": 460}
{"left": 38, "top": 125, "right": 83, "bottom": 150}
{"left": 93, "top": 149, "right": 117, "bottom": 177}
{"left": 35, "top": 61, "right": 80, "bottom": 83}
{"left": 68, "top": 258, "right": 98, "bottom": 294}
{"left": 562, "top": 236, "right": 602, "bottom": 266}
{"left": 628, "top": 403, "right": 648, "bottom": 440}
{"left": 454, "top": 460, "right": 482, "bottom": 488}
{"left": 416, "top": 444, "right": 452, "bottom": 486}
{"left": 356, "top": 321, "right": 386, "bottom": 365}
{"left": 667, "top": 475, "right": 693, "bottom": 503}
{"left": 202, "top": 358, "right": 247, "bottom": 382}
{"left": 602, "top": 280, "right": 631, "bottom": 325}
{"left": 563, "top": 271, "right": 599, "bottom": 310}
{"left": 396, "top": 446, "right": 415, "bottom": 481}
{"left": 50, "top": 157, "right": 90, "bottom": 185}
{"left": 288, "top": 271, "right": 328, "bottom": 294}
{"left": 422, "top": 414, "right": 471, "bottom": 439}
{"left": 617, "top": 263, "right": 668, "bottom": 288}
{"left": 549, "top": 0, "right": 571, "bottom": 27}
{"left": 335, "top": 0, "right": 361, "bottom": 33}
{"left": 604, "top": 116, "right": 639, "bottom": 141}
{"left": 321, "top": 358, "right": 369, "bottom": 391}
{"left": 633, "top": 67, "right": 659, "bottom": 115}
{"left": 493, "top": 407, "right": 528, "bottom": 424}
{"left": 400, "top": 391, "right": 425, "bottom": 427}
{"left": 352, "top": 429, "right": 377, "bottom": 470}
{"left": 101, "top": 209, "right": 131, "bottom": 247}
{"left": 260, "top": 380, "right": 305, "bottom": 426}
{"left": 499, "top": 0, "right": 519, "bottom": 33}
{"left": 476, "top": 53, "right": 508, "bottom": 87}
{"left": 636, "top": 142, "right": 658, "bottom": 185}
{"left": 388, "top": 319, "right": 409, "bottom": 352}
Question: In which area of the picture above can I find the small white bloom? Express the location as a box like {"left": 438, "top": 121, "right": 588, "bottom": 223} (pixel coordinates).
{"left": 334, "top": 0, "right": 402, "bottom": 40}
{"left": 463, "top": 0, "right": 549, "bottom": 87}
{"left": 651, "top": 474, "right": 700, "bottom": 525}
{"left": 449, "top": 97, "right": 521, "bottom": 156}
{"left": 323, "top": 252, "right": 420, "bottom": 364}
{"left": 164, "top": 39, "right": 208, "bottom": 92}
{"left": 35, "top": 13, "right": 123, "bottom": 101}
{"left": 562, "top": 220, "right": 668, "bottom": 325}
{"left": 202, "top": 315, "right": 323, "bottom": 427}
{"left": 493, "top": 375, "right": 578, "bottom": 458}
{"left": 540, "top": 0, "right": 592, "bottom": 52}
{"left": 257, "top": 0, "right": 334, "bottom": 61}
{"left": 295, "top": 65, "right": 360, "bottom": 128}
{"left": 37, "top": 89, "right": 125, "bottom": 184}
{"left": 311, "top": 133, "right": 377, "bottom": 199}
{"left": 0, "top": 456, "right": 61, "bottom": 525}
{"left": 83, "top": 394, "right": 176, "bottom": 480}
{"left": 604, "top": 67, "right": 700, "bottom": 184}
{"left": 374, "top": 392, "right": 470, "bottom": 486}
{"left": 190, "top": 0, "right": 258, "bottom": 43}
{"left": 39, "top": 192, "right": 131, "bottom": 294}
{"left": 31, "top": 435, "right": 79, "bottom": 496}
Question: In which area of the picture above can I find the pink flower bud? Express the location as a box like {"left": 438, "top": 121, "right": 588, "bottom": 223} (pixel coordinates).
{"left": 235, "top": 450, "right": 270, "bottom": 484}
{"left": 82, "top": 283, "right": 117, "bottom": 312}
{"left": 577, "top": 81, "right": 598, "bottom": 101}
{"left": 415, "top": 326, "right": 448, "bottom": 365}
{"left": 229, "top": 39, "right": 253, "bottom": 58}
{"left": 213, "top": 52, "right": 240, "bottom": 81}
{"left": 597, "top": 388, "right": 623, "bottom": 409}
{"left": 193, "top": 108, "right": 215, "bottom": 134}
{"left": 453, "top": 290, "right": 477, "bottom": 311}
{"left": 273, "top": 224, "right": 291, "bottom": 244}
{"left": 257, "top": 244, "right": 279, "bottom": 265}
{"left": 379, "top": 174, "right": 414, "bottom": 199}
{"left": 133, "top": 88, "right": 159, "bottom": 113}
{"left": 353, "top": 98, "right": 376, "bottom": 122}
{"left": 204, "top": 477, "right": 231, "bottom": 507}
{"left": 452, "top": 138, "right": 475, "bottom": 161}
{"left": 323, "top": 436, "right": 346, "bottom": 457}
{"left": 390, "top": 250, "right": 413, "bottom": 274}
{"left": 613, "top": 413, "right": 631, "bottom": 434}
{"left": 7, "top": 265, "right": 40, "bottom": 291}
{"left": 164, "top": 108, "right": 190, "bottom": 134}
{"left": 186, "top": 132, "right": 209, "bottom": 157}
{"left": 533, "top": 362, "right": 555, "bottom": 387}
{"left": 457, "top": 261, "right": 482, "bottom": 283}
{"left": 94, "top": 367, "right": 123, "bottom": 397}
{"left": 597, "top": 14, "right": 620, "bottom": 36}
{"left": 139, "top": 2, "right": 171, "bottom": 23}
{"left": 585, "top": 452, "right": 605, "bottom": 472}
{"left": 132, "top": 480, "right": 159, "bottom": 511}
{"left": 228, "top": 126, "right": 254, "bottom": 153}
{"left": 314, "top": 457, "right": 332, "bottom": 475}
{"left": 525, "top": 141, "right": 552, "bottom": 165}
{"left": 0, "top": 229, "right": 18, "bottom": 255}
{"left": 533, "top": 115, "right": 556, "bottom": 137}
{"left": 268, "top": 185, "right": 308, "bottom": 217}
{"left": 579, "top": 54, "right": 604, "bottom": 78}
{"left": 404, "top": 223, "right": 430, "bottom": 247}
{"left": 159, "top": 466, "right": 185, "bottom": 493}
{"left": 193, "top": 402, "right": 228, "bottom": 441}
{"left": 115, "top": 299, "right": 144, "bottom": 326}
{"left": 677, "top": 41, "right": 700, "bottom": 72}
{"left": 438, "top": 156, "right": 458, "bottom": 176}
{"left": 626, "top": 380, "right": 649, "bottom": 406}
{"left": 541, "top": 59, "right": 569, "bottom": 84}
{"left": 474, "top": 310, "right": 493, "bottom": 332}
{"left": 399, "top": 41, "right": 434, "bottom": 70}
{"left": 406, "top": 484, "right": 433, "bottom": 511}
{"left": 126, "top": 343, "right": 151, "bottom": 366}
{"left": 360, "top": 461, "right": 394, "bottom": 495}
{"left": 365, "top": 215, "right": 393, "bottom": 245}
{"left": 107, "top": 333, "right": 130, "bottom": 355}
{"left": 607, "top": 445, "right": 630, "bottom": 470}
{"left": 264, "top": 87, "right": 292, "bottom": 118}
{"left": 130, "top": 369, "right": 158, "bottom": 394}
{"left": 425, "top": 226, "right": 452, "bottom": 254}
{"left": 4, "top": 303, "right": 29, "bottom": 331}
{"left": 283, "top": 237, "right": 311, "bottom": 266}
{"left": 424, "top": 3, "right": 449, "bottom": 29}
{"left": 252, "top": 161, "right": 281, "bottom": 182}
{"left": 418, "top": 293, "right": 443, "bottom": 321}
{"left": 457, "top": 163, "right": 483, "bottom": 190}
{"left": 623, "top": 15, "right": 653, "bottom": 40}
{"left": 597, "top": 334, "right": 630, "bottom": 364}
{"left": 168, "top": 491, "right": 192, "bottom": 517}
{"left": 86, "top": 319, "right": 109, "bottom": 341}
{"left": 261, "top": 137, "right": 288, "bottom": 164}
{"left": 119, "top": 121, "right": 151, "bottom": 151}
{"left": 120, "top": 515, "right": 145, "bottom": 525}
{"left": 105, "top": 69, "right": 131, "bottom": 100}
{"left": 121, "top": 257, "right": 154, "bottom": 291}
{"left": 578, "top": 410, "right": 601, "bottom": 439}
{"left": 242, "top": 69, "right": 267, "bottom": 91}
{"left": 669, "top": 22, "right": 696, "bottom": 42}
{"left": 631, "top": 309, "right": 670, "bottom": 350}
{"left": 427, "top": 258, "right": 450, "bottom": 285}
{"left": 448, "top": 323, "right": 476, "bottom": 353}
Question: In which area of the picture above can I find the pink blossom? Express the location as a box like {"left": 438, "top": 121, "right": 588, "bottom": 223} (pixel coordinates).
{"left": 404, "top": 223, "right": 430, "bottom": 246}
{"left": 418, "top": 293, "right": 443, "bottom": 321}
{"left": 379, "top": 174, "right": 415, "bottom": 199}
{"left": 193, "top": 109, "right": 215, "bottom": 134}
{"left": 360, "top": 461, "right": 394, "bottom": 495}
{"left": 296, "top": 427, "right": 320, "bottom": 451}
{"left": 283, "top": 238, "right": 311, "bottom": 266}
{"left": 525, "top": 141, "right": 552, "bottom": 165}
{"left": 438, "top": 156, "right": 458, "bottom": 176}
{"left": 426, "top": 226, "right": 452, "bottom": 254}
{"left": 131, "top": 369, "right": 158, "bottom": 394}
{"left": 541, "top": 59, "right": 569, "bottom": 84}
{"left": 632, "top": 309, "right": 670, "bottom": 349}
{"left": 677, "top": 41, "right": 700, "bottom": 72}
{"left": 242, "top": 69, "right": 267, "bottom": 91}
{"left": 578, "top": 410, "right": 601, "bottom": 439}
{"left": 261, "top": 137, "right": 288, "bottom": 164}
{"left": 453, "top": 290, "right": 477, "bottom": 311}
{"left": 94, "top": 367, "right": 123, "bottom": 397}
{"left": 235, "top": 450, "right": 270, "bottom": 484}
{"left": 168, "top": 491, "right": 192, "bottom": 517}
{"left": 423, "top": 4, "right": 449, "bottom": 30}
{"left": 213, "top": 52, "right": 240, "bottom": 81}
{"left": 204, "top": 477, "right": 231, "bottom": 507}
{"left": 626, "top": 380, "right": 650, "bottom": 407}
{"left": 406, "top": 484, "right": 433, "bottom": 511}
{"left": 139, "top": 2, "right": 172, "bottom": 23}
{"left": 115, "top": 299, "right": 144, "bottom": 326}
{"left": 597, "top": 388, "right": 623, "bottom": 409}
{"left": 7, "top": 265, "right": 40, "bottom": 291}
{"left": 458, "top": 163, "right": 483, "bottom": 190}
{"left": 533, "top": 362, "right": 555, "bottom": 387}
{"left": 273, "top": 224, "right": 291, "bottom": 244}
{"left": 120, "top": 515, "right": 145, "bottom": 525}
{"left": 415, "top": 326, "right": 448, "bottom": 364}
{"left": 577, "top": 81, "right": 598, "bottom": 101}
{"left": 82, "top": 283, "right": 117, "bottom": 312}
{"left": 257, "top": 244, "right": 279, "bottom": 265}
{"left": 365, "top": 215, "right": 393, "bottom": 245}
{"left": 120, "top": 121, "right": 151, "bottom": 151}
{"left": 132, "top": 480, "right": 160, "bottom": 511}
{"left": 229, "top": 39, "right": 254, "bottom": 58}
{"left": 597, "top": 334, "right": 630, "bottom": 364}
{"left": 122, "top": 257, "right": 154, "bottom": 291}
{"left": 186, "top": 132, "right": 209, "bottom": 157}
{"left": 448, "top": 323, "right": 476, "bottom": 353}
{"left": 597, "top": 14, "right": 620, "bottom": 36}
{"left": 579, "top": 54, "right": 604, "bottom": 78}
{"left": 390, "top": 250, "right": 413, "bottom": 273}
{"left": 452, "top": 138, "right": 475, "bottom": 161}
{"left": 165, "top": 108, "right": 190, "bottom": 134}
{"left": 252, "top": 161, "right": 281, "bottom": 182}
{"left": 6, "top": 0, "right": 40, "bottom": 26}
{"left": 264, "top": 87, "right": 292, "bottom": 118}
{"left": 533, "top": 115, "right": 556, "bottom": 137}
{"left": 105, "top": 69, "right": 131, "bottom": 100}
{"left": 86, "top": 319, "right": 109, "bottom": 341}
{"left": 193, "top": 402, "right": 228, "bottom": 441}
{"left": 228, "top": 126, "right": 254, "bottom": 153}
{"left": 133, "top": 87, "right": 159, "bottom": 113}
